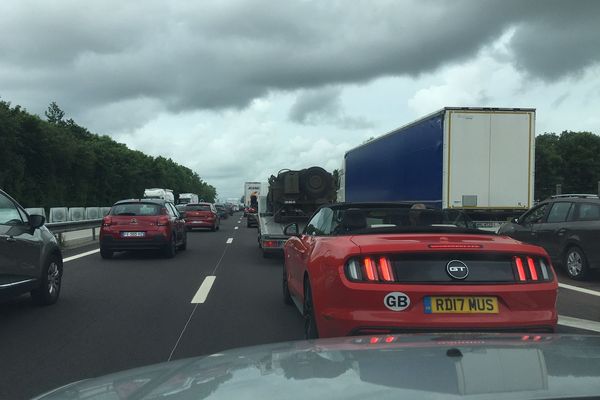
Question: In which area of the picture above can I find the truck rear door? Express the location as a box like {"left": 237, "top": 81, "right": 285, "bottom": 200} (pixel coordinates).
{"left": 446, "top": 110, "right": 533, "bottom": 210}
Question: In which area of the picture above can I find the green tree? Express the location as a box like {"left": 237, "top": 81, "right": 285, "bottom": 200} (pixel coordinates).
{"left": 45, "top": 101, "right": 65, "bottom": 124}
{"left": 0, "top": 100, "right": 217, "bottom": 208}
{"left": 534, "top": 133, "right": 563, "bottom": 200}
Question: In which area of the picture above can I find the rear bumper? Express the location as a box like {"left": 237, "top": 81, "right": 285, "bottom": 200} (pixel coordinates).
{"left": 185, "top": 219, "right": 215, "bottom": 228}
{"left": 100, "top": 235, "right": 169, "bottom": 250}
{"left": 318, "top": 309, "right": 558, "bottom": 337}
{"left": 313, "top": 275, "right": 558, "bottom": 338}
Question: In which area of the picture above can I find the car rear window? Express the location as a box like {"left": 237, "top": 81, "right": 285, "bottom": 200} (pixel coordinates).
{"left": 186, "top": 205, "right": 211, "bottom": 211}
{"left": 111, "top": 203, "right": 162, "bottom": 216}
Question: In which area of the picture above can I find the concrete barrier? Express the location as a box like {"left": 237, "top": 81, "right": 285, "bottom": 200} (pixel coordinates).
{"left": 49, "top": 207, "right": 68, "bottom": 223}
{"left": 69, "top": 207, "right": 85, "bottom": 221}
{"left": 85, "top": 207, "right": 100, "bottom": 220}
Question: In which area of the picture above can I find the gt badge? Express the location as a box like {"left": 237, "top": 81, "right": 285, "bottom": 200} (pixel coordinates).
{"left": 384, "top": 292, "right": 410, "bottom": 311}
{"left": 446, "top": 260, "right": 469, "bottom": 280}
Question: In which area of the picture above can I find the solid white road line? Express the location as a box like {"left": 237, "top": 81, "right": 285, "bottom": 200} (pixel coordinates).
{"left": 63, "top": 249, "right": 100, "bottom": 263}
{"left": 191, "top": 276, "right": 216, "bottom": 304}
{"left": 559, "top": 282, "right": 600, "bottom": 297}
{"left": 226, "top": 237, "right": 234, "bottom": 244}
{"left": 235, "top": 226, "right": 239, "bottom": 230}
{"left": 558, "top": 315, "right": 600, "bottom": 333}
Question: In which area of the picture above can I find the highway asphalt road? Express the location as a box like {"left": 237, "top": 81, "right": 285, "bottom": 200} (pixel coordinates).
{"left": 1, "top": 214, "right": 599, "bottom": 399}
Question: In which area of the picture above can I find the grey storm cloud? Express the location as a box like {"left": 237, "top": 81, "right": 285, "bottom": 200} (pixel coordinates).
{"left": 1, "top": 0, "right": 599, "bottom": 121}
{"left": 289, "top": 87, "right": 374, "bottom": 129}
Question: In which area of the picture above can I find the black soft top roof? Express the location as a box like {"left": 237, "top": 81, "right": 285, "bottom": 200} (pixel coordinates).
{"left": 113, "top": 198, "right": 167, "bottom": 206}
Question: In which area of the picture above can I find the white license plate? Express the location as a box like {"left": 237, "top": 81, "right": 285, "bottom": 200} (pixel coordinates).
{"left": 121, "top": 232, "right": 145, "bottom": 237}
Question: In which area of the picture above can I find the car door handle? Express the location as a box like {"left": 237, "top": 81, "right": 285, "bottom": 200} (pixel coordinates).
{"left": 557, "top": 228, "right": 567, "bottom": 236}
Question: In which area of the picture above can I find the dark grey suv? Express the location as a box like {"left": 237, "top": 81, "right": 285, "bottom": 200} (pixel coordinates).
{"left": 0, "top": 189, "right": 63, "bottom": 305}
{"left": 498, "top": 194, "right": 600, "bottom": 280}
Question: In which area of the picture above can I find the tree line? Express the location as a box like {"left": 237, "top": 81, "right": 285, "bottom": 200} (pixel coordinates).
{"left": 0, "top": 101, "right": 216, "bottom": 208}
{"left": 535, "top": 131, "right": 600, "bottom": 200}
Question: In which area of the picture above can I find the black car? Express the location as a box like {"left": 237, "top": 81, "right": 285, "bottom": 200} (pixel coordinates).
{"left": 0, "top": 189, "right": 63, "bottom": 305}
{"left": 215, "top": 204, "right": 228, "bottom": 219}
{"left": 498, "top": 194, "right": 600, "bottom": 280}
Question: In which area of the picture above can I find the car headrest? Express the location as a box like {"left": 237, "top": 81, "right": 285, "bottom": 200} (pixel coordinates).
{"left": 340, "top": 209, "right": 367, "bottom": 231}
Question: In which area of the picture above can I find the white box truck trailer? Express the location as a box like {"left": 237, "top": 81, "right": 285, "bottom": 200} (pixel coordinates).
{"left": 340, "top": 107, "right": 535, "bottom": 226}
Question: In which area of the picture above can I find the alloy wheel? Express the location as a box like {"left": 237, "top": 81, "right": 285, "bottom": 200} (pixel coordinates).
{"left": 47, "top": 261, "right": 60, "bottom": 296}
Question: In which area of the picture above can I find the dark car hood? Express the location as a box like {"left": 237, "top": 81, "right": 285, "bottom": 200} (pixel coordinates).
{"left": 34, "top": 334, "right": 600, "bottom": 400}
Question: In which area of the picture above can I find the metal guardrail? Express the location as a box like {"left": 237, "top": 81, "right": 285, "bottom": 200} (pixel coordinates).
{"left": 46, "top": 219, "right": 103, "bottom": 241}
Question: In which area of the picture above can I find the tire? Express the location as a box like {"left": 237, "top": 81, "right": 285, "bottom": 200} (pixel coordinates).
{"left": 100, "top": 246, "right": 113, "bottom": 259}
{"left": 262, "top": 250, "right": 271, "bottom": 258}
{"left": 31, "top": 255, "right": 62, "bottom": 306}
{"left": 164, "top": 235, "right": 177, "bottom": 258}
{"left": 564, "top": 246, "right": 589, "bottom": 280}
{"left": 303, "top": 278, "right": 319, "bottom": 339}
{"left": 282, "top": 263, "right": 293, "bottom": 305}
{"left": 178, "top": 232, "right": 187, "bottom": 251}
{"left": 211, "top": 224, "right": 216, "bottom": 232}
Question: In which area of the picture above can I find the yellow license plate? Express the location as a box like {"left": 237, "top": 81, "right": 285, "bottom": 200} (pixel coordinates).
{"left": 424, "top": 296, "right": 498, "bottom": 314}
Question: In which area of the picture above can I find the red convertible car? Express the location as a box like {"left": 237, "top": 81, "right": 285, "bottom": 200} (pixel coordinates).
{"left": 282, "top": 203, "right": 558, "bottom": 339}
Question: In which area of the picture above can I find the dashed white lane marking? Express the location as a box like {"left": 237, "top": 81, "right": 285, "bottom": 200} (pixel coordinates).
{"left": 558, "top": 315, "right": 600, "bottom": 333}
{"left": 235, "top": 226, "right": 239, "bottom": 230}
{"left": 191, "top": 276, "right": 216, "bottom": 304}
{"left": 559, "top": 282, "right": 600, "bottom": 297}
{"left": 237, "top": 221, "right": 241, "bottom": 224}
{"left": 226, "top": 237, "right": 234, "bottom": 244}
{"left": 63, "top": 249, "right": 100, "bottom": 263}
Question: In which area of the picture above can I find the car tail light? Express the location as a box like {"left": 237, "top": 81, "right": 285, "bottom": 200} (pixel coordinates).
{"left": 513, "top": 256, "right": 553, "bottom": 282}
{"left": 157, "top": 216, "right": 170, "bottom": 226}
{"left": 345, "top": 256, "right": 395, "bottom": 283}
{"left": 102, "top": 216, "right": 112, "bottom": 227}
{"left": 428, "top": 244, "right": 482, "bottom": 249}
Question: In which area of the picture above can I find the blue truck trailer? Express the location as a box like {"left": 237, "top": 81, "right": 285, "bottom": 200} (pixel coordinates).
{"left": 339, "top": 107, "right": 535, "bottom": 222}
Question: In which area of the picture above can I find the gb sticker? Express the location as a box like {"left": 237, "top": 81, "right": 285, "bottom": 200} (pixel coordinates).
{"left": 384, "top": 292, "right": 410, "bottom": 311}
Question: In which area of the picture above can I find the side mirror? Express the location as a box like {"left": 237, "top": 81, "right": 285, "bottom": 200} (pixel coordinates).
{"left": 284, "top": 223, "right": 300, "bottom": 237}
{"left": 29, "top": 214, "right": 45, "bottom": 229}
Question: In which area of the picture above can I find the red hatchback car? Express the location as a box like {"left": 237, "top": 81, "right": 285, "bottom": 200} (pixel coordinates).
{"left": 100, "top": 199, "right": 187, "bottom": 259}
{"left": 282, "top": 203, "right": 558, "bottom": 339}
{"left": 184, "top": 203, "right": 220, "bottom": 231}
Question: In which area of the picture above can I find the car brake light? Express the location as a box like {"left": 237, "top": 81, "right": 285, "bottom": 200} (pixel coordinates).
{"left": 378, "top": 257, "right": 394, "bottom": 282}
{"left": 526, "top": 257, "right": 538, "bottom": 281}
{"left": 345, "top": 256, "right": 395, "bottom": 283}
{"left": 102, "top": 216, "right": 112, "bottom": 227}
{"left": 513, "top": 256, "right": 552, "bottom": 283}
{"left": 514, "top": 256, "right": 526, "bottom": 281}
{"left": 363, "top": 257, "right": 378, "bottom": 281}
{"left": 428, "top": 244, "right": 482, "bottom": 249}
{"left": 157, "top": 216, "right": 169, "bottom": 226}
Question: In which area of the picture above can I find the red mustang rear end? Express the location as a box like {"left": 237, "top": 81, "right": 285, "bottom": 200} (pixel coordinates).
{"left": 283, "top": 204, "right": 558, "bottom": 339}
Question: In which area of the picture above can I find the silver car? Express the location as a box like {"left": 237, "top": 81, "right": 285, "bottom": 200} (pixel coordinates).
{"left": 0, "top": 189, "right": 63, "bottom": 305}
{"left": 33, "top": 334, "right": 600, "bottom": 399}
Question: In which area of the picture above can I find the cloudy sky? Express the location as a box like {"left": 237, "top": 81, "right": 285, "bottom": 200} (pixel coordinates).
{"left": 1, "top": 0, "right": 599, "bottom": 199}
